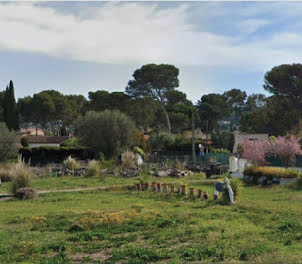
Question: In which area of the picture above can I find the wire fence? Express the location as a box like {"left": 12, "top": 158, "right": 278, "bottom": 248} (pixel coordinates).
{"left": 152, "top": 152, "right": 230, "bottom": 165}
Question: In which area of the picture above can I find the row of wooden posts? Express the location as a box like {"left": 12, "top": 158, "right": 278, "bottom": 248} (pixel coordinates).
{"left": 136, "top": 182, "right": 209, "bottom": 199}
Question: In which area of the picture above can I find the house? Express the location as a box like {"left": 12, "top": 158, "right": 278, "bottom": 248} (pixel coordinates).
{"left": 20, "top": 128, "right": 45, "bottom": 136}
{"left": 24, "top": 135, "right": 70, "bottom": 148}
{"left": 233, "top": 131, "right": 269, "bottom": 153}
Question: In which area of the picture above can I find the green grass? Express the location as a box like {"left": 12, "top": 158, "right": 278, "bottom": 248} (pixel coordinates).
{"left": 0, "top": 175, "right": 302, "bottom": 263}
{"left": 0, "top": 173, "right": 206, "bottom": 194}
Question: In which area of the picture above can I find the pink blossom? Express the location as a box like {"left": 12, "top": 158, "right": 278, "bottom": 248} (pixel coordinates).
{"left": 241, "top": 139, "right": 270, "bottom": 166}
{"left": 270, "top": 136, "right": 302, "bottom": 167}
{"left": 241, "top": 135, "right": 302, "bottom": 167}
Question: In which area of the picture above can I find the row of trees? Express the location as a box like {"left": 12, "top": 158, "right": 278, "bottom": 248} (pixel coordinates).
{"left": 1, "top": 63, "right": 302, "bottom": 138}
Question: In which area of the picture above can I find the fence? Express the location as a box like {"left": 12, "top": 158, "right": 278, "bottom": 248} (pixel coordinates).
{"left": 266, "top": 155, "right": 302, "bottom": 167}
{"left": 153, "top": 152, "right": 230, "bottom": 165}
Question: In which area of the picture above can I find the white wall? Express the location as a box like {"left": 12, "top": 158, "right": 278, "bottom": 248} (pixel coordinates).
{"left": 28, "top": 143, "right": 60, "bottom": 148}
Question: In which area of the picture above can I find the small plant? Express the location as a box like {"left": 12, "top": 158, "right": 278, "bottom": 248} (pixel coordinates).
{"left": 62, "top": 156, "right": 81, "bottom": 173}
{"left": 10, "top": 158, "right": 34, "bottom": 194}
{"left": 85, "top": 160, "right": 100, "bottom": 177}
{"left": 244, "top": 166, "right": 301, "bottom": 179}
{"left": 21, "top": 137, "right": 29, "bottom": 147}
{"left": 221, "top": 178, "right": 243, "bottom": 204}
{"left": 121, "top": 150, "right": 136, "bottom": 170}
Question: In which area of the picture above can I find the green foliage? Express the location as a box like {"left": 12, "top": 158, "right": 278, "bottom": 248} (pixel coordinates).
{"left": 222, "top": 178, "right": 243, "bottom": 204}
{"left": 21, "top": 137, "right": 29, "bottom": 147}
{"left": 10, "top": 158, "right": 33, "bottom": 194}
{"left": 210, "top": 147, "right": 230, "bottom": 153}
{"left": 126, "top": 64, "right": 180, "bottom": 133}
{"left": 0, "top": 163, "right": 12, "bottom": 182}
{"left": 0, "top": 122, "right": 19, "bottom": 161}
{"left": 75, "top": 110, "right": 136, "bottom": 157}
{"left": 133, "top": 146, "right": 145, "bottom": 160}
{"left": 60, "top": 137, "right": 80, "bottom": 147}
{"left": 244, "top": 166, "right": 301, "bottom": 179}
{"left": 211, "top": 131, "right": 234, "bottom": 152}
{"left": 3, "top": 80, "right": 19, "bottom": 130}
{"left": 197, "top": 93, "right": 230, "bottom": 134}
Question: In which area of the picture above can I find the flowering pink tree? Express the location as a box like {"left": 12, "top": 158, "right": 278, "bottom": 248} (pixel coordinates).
{"left": 270, "top": 136, "right": 302, "bottom": 167}
{"left": 241, "top": 139, "right": 271, "bottom": 166}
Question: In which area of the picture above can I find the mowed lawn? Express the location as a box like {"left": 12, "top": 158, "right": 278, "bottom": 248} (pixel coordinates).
{"left": 0, "top": 176, "right": 302, "bottom": 263}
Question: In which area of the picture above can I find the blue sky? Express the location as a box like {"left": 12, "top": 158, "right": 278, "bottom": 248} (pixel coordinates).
{"left": 1, "top": 1, "right": 302, "bottom": 103}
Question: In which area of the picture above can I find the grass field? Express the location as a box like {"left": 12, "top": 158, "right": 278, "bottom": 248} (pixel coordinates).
{"left": 0, "top": 174, "right": 302, "bottom": 263}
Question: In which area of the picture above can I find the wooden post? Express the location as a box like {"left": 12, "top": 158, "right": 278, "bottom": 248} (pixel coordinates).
{"left": 170, "top": 185, "right": 174, "bottom": 193}
{"left": 136, "top": 183, "right": 142, "bottom": 191}
{"left": 152, "top": 182, "right": 157, "bottom": 192}
{"left": 189, "top": 187, "right": 194, "bottom": 197}
{"left": 197, "top": 189, "right": 202, "bottom": 198}
{"left": 181, "top": 185, "right": 187, "bottom": 195}
{"left": 156, "top": 183, "right": 161, "bottom": 192}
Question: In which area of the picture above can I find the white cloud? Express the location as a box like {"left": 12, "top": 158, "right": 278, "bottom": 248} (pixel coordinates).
{"left": 0, "top": 2, "right": 302, "bottom": 72}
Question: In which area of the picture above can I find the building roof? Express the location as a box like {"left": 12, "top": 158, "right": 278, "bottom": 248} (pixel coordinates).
{"left": 24, "top": 135, "right": 70, "bottom": 144}
{"left": 20, "top": 128, "right": 45, "bottom": 136}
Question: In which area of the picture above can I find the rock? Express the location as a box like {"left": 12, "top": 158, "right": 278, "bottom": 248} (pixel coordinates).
{"left": 157, "top": 170, "right": 170, "bottom": 177}
{"left": 120, "top": 168, "right": 138, "bottom": 177}
{"left": 15, "top": 188, "right": 38, "bottom": 200}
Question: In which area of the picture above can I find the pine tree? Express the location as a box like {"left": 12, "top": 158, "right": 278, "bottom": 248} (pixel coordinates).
{"left": 3, "top": 80, "right": 19, "bottom": 130}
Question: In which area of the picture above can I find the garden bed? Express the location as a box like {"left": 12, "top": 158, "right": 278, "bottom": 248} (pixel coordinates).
{"left": 243, "top": 166, "right": 300, "bottom": 185}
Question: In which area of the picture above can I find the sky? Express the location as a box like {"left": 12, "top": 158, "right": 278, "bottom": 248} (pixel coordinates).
{"left": 1, "top": 1, "right": 302, "bottom": 103}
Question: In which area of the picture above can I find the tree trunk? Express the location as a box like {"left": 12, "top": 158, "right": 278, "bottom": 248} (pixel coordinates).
{"left": 162, "top": 104, "right": 171, "bottom": 134}
{"left": 192, "top": 111, "right": 196, "bottom": 162}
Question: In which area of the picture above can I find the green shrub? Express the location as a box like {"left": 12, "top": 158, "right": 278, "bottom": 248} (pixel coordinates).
{"left": 21, "top": 138, "right": 29, "bottom": 147}
{"left": 19, "top": 146, "right": 95, "bottom": 165}
{"left": 62, "top": 156, "right": 81, "bottom": 172}
{"left": 0, "top": 163, "right": 12, "bottom": 182}
{"left": 85, "top": 160, "right": 100, "bottom": 177}
{"left": 10, "top": 158, "right": 33, "bottom": 194}
{"left": 210, "top": 147, "right": 230, "bottom": 154}
{"left": 0, "top": 122, "right": 19, "bottom": 161}
{"left": 221, "top": 178, "right": 243, "bottom": 204}
{"left": 75, "top": 110, "right": 136, "bottom": 157}
{"left": 244, "top": 166, "right": 301, "bottom": 179}
{"left": 60, "top": 137, "right": 81, "bottom": 147}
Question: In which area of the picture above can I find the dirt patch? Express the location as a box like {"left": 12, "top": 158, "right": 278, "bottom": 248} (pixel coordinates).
{"left": 71, "top": 250, "right": 111, "bottom": 262}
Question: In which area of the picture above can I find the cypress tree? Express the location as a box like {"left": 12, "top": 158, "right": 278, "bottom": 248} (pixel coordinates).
{"left": 4, "top": 81, "right": 19, "bottom": 130}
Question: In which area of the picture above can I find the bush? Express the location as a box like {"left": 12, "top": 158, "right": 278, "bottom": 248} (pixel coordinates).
{"left": 19, "top": 146, "right": 95, "bottom": 165}
{"left": 62, "top": 156, "right": 81, "bottom": 172}
{"left": 10, "top": 158, "right": 33, "bottom": 194}
{"left": 75, "top": 110, "right": 136, "bottom": 157}
{"left": 0, "top": 122, "right": 19, "bottom": 161}
{"left": 244, "top": 166, "right": 301, "bottom": 179}
{"left": 85, "top": 160, "right": 100, "bottom": 177}
{"left": 60, "top": 137, "right": 81, "bottom": 147}
{"left": 221, "top": 178, "right": 243, "bottom": 204}
{"left": 0, "top": 163, "right": 12, "bottom": 182}
{"left": 21, "top": 138, "right": 29, "bottom": 147}
{"left": 121, "top": 150, "right": 136, "bottom": 170}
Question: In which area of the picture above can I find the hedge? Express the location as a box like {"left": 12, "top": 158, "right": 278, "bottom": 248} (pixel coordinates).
{"left": 244, "top": 166, "right": 301, "bottom": 179}
{"left": 19, "top": 147, "right": 96, "bottom": 165}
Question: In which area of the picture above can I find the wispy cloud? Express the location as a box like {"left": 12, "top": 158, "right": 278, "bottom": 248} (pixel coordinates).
{"left": 0, "top": 1, "right": 302, "bottom": 72}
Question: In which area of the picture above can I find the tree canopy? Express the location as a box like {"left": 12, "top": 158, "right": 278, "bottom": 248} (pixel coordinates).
{"left": 126, "top": 64, "right": 180, "bottom": 133}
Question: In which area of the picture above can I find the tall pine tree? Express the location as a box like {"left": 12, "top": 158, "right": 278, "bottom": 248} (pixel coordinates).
{"left": 3, "top": 80, "right": 19, "bottom": 130}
